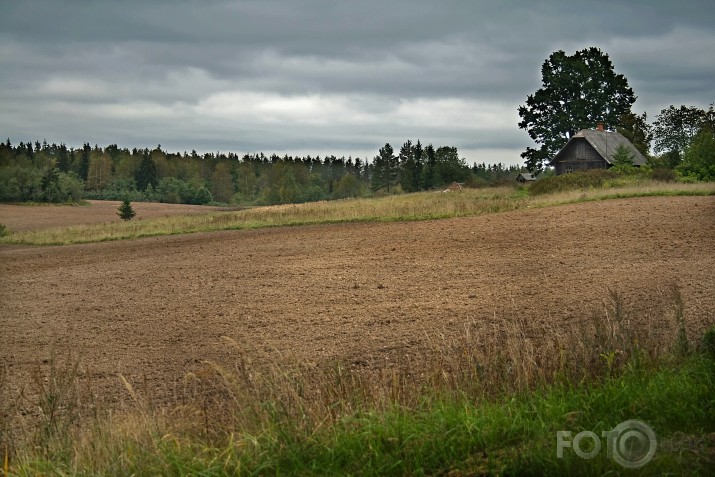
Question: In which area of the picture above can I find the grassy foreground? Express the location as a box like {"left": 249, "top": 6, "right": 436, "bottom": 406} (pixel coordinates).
{"left": 0, "top": 181, "right": 713, "bottom": 246}
{"left": 3, "top": 291, "right": 714, "bottom": 476}
{"left": 6, "top": 348, "right": 715, "bottom": 475}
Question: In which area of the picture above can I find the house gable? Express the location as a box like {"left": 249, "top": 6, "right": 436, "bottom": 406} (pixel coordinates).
{"left": 551, "top": 128, "right": 648, "bottom": 175}
{"left": 552, "top": 138, "right": 607, "bottom": 175}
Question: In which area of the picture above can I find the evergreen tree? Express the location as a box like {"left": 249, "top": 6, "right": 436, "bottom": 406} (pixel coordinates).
{"left": 386, "top": 145, "right": 400, "bottom": 191}
{"left": 56, "top": 143, "right": 70, "bottom": 172}
{"left": 353, "top": 157, "right": 363, "bottom": 180}
{"left": 422, "top": 144, "right": 437, "bottom": 189}
{"left": 79, "top": 143, "right": 91, "bottom": 180}
{"left": 412, "top": 140, "right": 424, "bottom": 190}
{"left": 136, "top": 151, "right": 158, "bottom": 191}
{"left": 398, "top": 140, "right": 416, "bottom": 192}
{"left": 41, "top": 167, "right": 63, "bottom": 202}
{"left": 371, "top": 143, "right": 397, "bottom": 192}
{"left": 117, "top": 199, "right": 136, "bottom": 221}
{"left": 611, "top": 144, "right": 635, "bottom": 170}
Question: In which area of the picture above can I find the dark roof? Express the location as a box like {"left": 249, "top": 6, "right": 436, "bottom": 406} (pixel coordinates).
{"left": 516, "top": 172, "right": 536, "bottom": 181}
{"left": 552, "top": 129, "right": 648, "bottom": 166}
{"left": 445, "top": 181, "right": 464, "bottom": 189}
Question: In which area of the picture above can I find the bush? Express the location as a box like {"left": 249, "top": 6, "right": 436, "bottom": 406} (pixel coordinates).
{"left": 529, "top": 169, "right": 619, "bottom": 195}
{"left": 0, "top": 223, "right": 8, "bottom": 237}
{"left": 157, "top": 177, "right": 191, "bottom": 204}
{"left": 0, "top": 166, "right": 42, "bottom": 201}
{"left": 193, "top": 186, "right": 213, "bottom": 205}
{"left": 651, "top": 167, "right": 677, "bottom": 182}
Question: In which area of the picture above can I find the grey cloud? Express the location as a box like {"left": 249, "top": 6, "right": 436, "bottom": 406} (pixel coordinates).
{"left": 1, "top": 1, "right": 714, "bottom": 166}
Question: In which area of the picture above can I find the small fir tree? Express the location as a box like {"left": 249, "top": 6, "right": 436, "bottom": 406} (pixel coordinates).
{"left": 612, "top": 144, "right": 635, "bottom": 166}
{"left": 117, "top": 199, "right": 136, "bottom": 221}
{"left": 611, "top": 144, "right": 637, "bottom": 173}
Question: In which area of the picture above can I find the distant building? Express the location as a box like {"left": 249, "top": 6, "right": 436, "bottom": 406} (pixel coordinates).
{"left": 551, "top": 123, "right": 648, "bottom": 175}
{"left": 516, "top": 172, "right": 537, "bottom": 184}
{"left": 444, "top": 181, "right": 464, "bottom": 191}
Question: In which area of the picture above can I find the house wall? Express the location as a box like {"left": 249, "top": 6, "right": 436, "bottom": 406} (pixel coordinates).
{"left": 553, "top": 139, "right": 608, "bottom": 175}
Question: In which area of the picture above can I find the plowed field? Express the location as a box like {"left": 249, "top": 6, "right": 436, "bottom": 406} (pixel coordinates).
{"left": 0, "top": 200, "right": 227, "bottom": 232}
{"left": 1, "top": 196, "right": 714, "bottom": 410}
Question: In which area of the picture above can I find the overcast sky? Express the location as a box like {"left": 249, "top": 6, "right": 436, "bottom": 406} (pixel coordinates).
{"left": 1, "top": 1, "right": 714, "bottom": 166}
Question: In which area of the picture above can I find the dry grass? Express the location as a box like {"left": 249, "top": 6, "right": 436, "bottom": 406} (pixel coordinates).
{"left": 2, "top": 181, "right": 713, "bottom": 246}
{"left": 3, "top": 286, "right": 712, "bottom": 475}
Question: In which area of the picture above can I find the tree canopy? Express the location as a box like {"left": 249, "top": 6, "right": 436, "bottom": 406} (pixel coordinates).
{"left": 518, "top": 47, "right": 637, "bottom": 173}
{"left": 677, "top": 126, "right": 715, "bottom": 181}
{"left": 652, "top": 104, "right": 715, "bottom": 167}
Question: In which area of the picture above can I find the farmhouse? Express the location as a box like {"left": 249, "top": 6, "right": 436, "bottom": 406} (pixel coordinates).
{"left": 516, "top": 172, "right": 537, "bottom": 184}
{"left": 551, "top": 123, "right": 648, "bottom": 175}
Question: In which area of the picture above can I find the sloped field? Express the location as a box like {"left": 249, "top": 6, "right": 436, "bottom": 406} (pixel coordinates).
{"left": 1, "top": 196, "right": 713, "bottom": 411}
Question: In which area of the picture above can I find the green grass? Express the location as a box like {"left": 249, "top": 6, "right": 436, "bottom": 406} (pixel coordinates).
{"left": 2, "top": 181, "right": 714, "bottom": 246}
{"left": 8, "top": 353, "right": 714, "bottom": 476}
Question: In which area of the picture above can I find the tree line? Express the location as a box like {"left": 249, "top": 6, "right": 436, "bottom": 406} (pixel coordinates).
{"left": 0, "top": 140, "right": 524, "bottom": 205}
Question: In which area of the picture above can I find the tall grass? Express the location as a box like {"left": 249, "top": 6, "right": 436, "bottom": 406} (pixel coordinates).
{"left": 2, "top": 181, "right": 713, "bottom": 246}
{"left": 4, "top": 288, "right": 714, "bottom": 475}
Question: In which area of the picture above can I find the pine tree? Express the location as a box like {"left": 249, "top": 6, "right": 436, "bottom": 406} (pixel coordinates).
{"left": 136, "top": 151, "right": 158, "bottom": 191}
{"left": 398, "top": 140, "right": 416, "bottom": 192}
{"left": 422, "top": 144, "right": 437, "bottom": 189}
{"left": 612, "top": 144, "right": 635, "bottom": 167}
{"left": 117, "top": 199, "right": 136, "bottom": 221}
{"left": 412, "top": 140, "right": 424, "bottom": 190}
{"left": 79, "top": 142, "right": 91, "bottom": 180}
{"left": 371, "top": 143, "right": 397, "bottom": 192}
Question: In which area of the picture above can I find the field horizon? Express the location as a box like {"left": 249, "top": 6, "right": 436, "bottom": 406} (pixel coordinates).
{"left": 1, "top": 181, "right": 714, "bottom": 246}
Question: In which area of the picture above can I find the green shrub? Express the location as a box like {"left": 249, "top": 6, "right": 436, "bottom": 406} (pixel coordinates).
{"left": 57, "top": 171, "right": 85, "bottom": 202}
{"left": 193, "top": 186, "right": 213, "bottom": 205}
{"left": 157, "top": 177, "right": 190, "bottom": 204}
{"left": 0, "top": 223, "right": 8, "bottom": 237}
{"left": 529, "top": 169, "right": 619, "bottom": 195}
{"left": 651, "top": 167, "right": 677, "bottom": 182}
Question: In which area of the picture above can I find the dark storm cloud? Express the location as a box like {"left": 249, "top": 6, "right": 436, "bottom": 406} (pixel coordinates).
{"left": 1, "top": 1, "right": 714, "bottom": 165}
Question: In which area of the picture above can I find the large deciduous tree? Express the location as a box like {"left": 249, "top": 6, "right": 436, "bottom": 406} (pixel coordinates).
{"left": 652, "top": 104, "right": 714, "bottom": 167}
{"left": 678, "top": 128, "right": 715, "bottom": 181}
{"left": 617, "top": 111, "right": 652, "bottom": 158}
{"left": 518, "top": 47, "right": 637, "bottom": 173}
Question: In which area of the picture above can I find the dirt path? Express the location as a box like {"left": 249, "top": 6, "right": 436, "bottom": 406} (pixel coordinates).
{"left": 1, "top": 196, "right": 714, "bottom": 410}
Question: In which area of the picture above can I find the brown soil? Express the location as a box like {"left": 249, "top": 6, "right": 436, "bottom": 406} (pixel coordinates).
{"left": 0, "top": 200, "right": 228, "bottom": 233}
{"left": 1, "top": 196, "right": 714, "bottom": 411}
